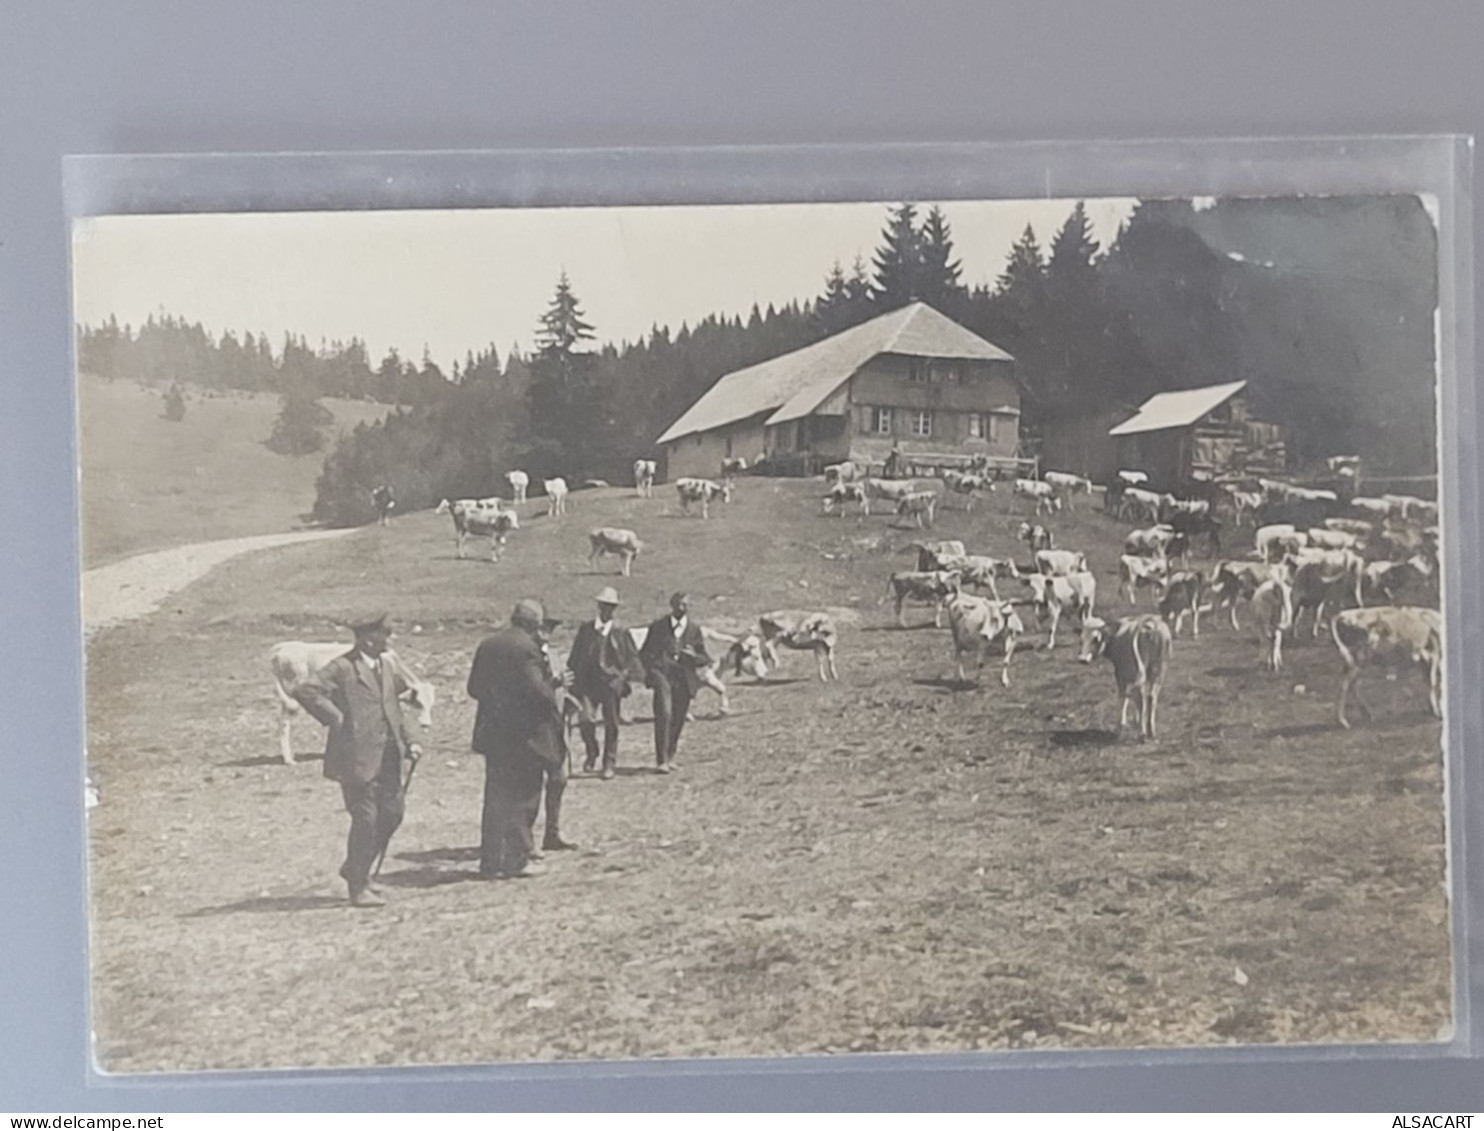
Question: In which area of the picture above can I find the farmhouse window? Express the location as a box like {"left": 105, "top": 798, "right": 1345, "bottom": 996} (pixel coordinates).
{"left": 908, "top": 361, "right": 929, "bottom": 383}
{"left": 911, "top": 410, "right": 932, "bottom": 437}
{"left": 872, "top": 407, "right": 893, "bottom": 434}
{"left": 968, "top": 413, "right": 986, "bottom": 439}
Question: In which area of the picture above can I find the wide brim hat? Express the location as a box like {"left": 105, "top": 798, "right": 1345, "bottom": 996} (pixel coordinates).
{"left": 594, "top": 586, "right": 621, "bottom": 605}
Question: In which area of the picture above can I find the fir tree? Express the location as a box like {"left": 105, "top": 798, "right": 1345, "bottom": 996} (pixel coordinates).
{"left": 161, "top": 381, "right": 186, "bottom": 422}
{"left": 871, "top": 202, "right": 923, "bottom": 308}
{"left": 917, "top": 205, "right": 965, "bottom": 315}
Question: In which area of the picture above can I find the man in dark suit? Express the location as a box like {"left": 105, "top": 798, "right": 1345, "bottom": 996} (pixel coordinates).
{"left": 638, "top": 591, "right": 712, "bottom": 773}
{"left": 566, "top": 586, "right": 645, "bottom": 781}
{"left": 294, "top": 614, "right": 423, "bottom": 908}
{"left": 466, "top": 599, "right": 571, "bottom": 879}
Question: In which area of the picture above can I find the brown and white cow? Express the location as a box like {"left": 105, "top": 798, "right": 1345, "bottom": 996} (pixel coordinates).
{"left": 1158, "top": 569, "right": 1207, "bottom": 638}
{"left": 1077, "top": 614, "right": 1173, "bottom": 742}
{"left": 1331, "top": 606, "right": 1442, "bottom": 729}
{"left": 821, "top": 481, "right": 870, "bottom": 516}
{"left": 895, "top": 490, "right": 939, "bottom": 528}
{"left": 1119, "top": 553, "right": 1171, "bottom": 607}
{"left": 1023, "top": 569, "right": 1096, "bottom": 649}
{"left": 944, "top": 592, "right": 1024, "bottom": 688}
{"left": 884, "top": 569, "right": 962, "bottom": 628}
{"left": 588, "top": 527, "right": 644, "bottom": 576}
{"left": 633, "top": 459, "right": 657, "bottom": 498}
{"left": 1017, "top": 521, "right": 1054, "bottom": 554}
{"left": 1034, "top": 548, "right": 1088, "bottom": 578}
{"left": 675, "top": 476, "right": 733, "bottom": 518}
{"left": 435, "top": 498, "right": 520, "bottom": 560}
{"left": 1013, "top": 478, "right": 1062, "bottom": 516}
{"left": 756, "top": 610, "right": 840, "bottom": 682}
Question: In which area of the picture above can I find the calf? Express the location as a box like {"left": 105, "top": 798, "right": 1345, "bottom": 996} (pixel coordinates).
{"left": 271, "top": 642, "right": 435, "bottom": 765}
{"left": 756, "top": 610, "right": 840, "bottom": 682}
{"left": 1331, "top": 606, "right": 1442, "bottom": 729}
{"left": 1034, "top": 548, "right": 1087, "bottom": 577}
{"left": 895, "top": 490, "right": 939, "bottom": 528}
{"left": 1158, "top": 569, "right": 1207, "bottom": 638}
{"left": 544, "top": 477, "right": 570, "bottom": 517}
{"left": 884, "top": 569, "right": 962, "bottom": 628}
{"left": 944, "top": 593, "right": 1024, "bottom": 688}
{"left": 1306, "top": 527, "right": 1362, "bottom": 552}
{"left": 1119, "top": 553, "right": 1170, "bottom": 606}
{"left": 913, "top": 539, "right": 967, "bottom": 572}
{"left": 1250, "top": 575, "right": 1294, "bottom": 672}
{"left": 633, "top": 459, "right": 657, "bottom": 498}
{"left": 1077, "top": 615, "right": 1173, "bottom": 742}
{"left": 675, "top": 476, "right": 733, "bottom": 518}
{"left": 1023, "top": 569, "right": 1096, "bottom": 649}
{"left": 821, "top": 481, "right": 870, "bottom": 516}
{"left": 506, "top": 469, "right": 529, "bottom": 504}
{"left": 1017, "top": 521, "right": 1054, "bottom": 553}
{"left": 587, "top": 527, "right": 644, "bottom": 576}
{"left": 1013, "top": 478, "right": 1062, "bottom": 516}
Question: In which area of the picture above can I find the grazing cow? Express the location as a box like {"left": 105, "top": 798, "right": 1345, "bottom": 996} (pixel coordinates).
{"left": 587, "top": 527, "right": 643, "bottom": 576}
{"left": 756, "top": 610, "right": 840, "bottom": 682}
{"left": 1034, "top": 548, "right": 1087, "bottom": 577}
{"left": 371, "top": 484, "right": 395, "bottom": 526}
{"left": 822, "top": 481, "right": 870, "bottom": 516}
{"left": 436, "top": 498, "right": 520, "bottom": 560}
{"left": 884, "top": 569, "right": 962, "bottom": 628}
{"left": 823, "top": 460, "right": 863, "bottom": 485}
{"left": 1307, "top": 527, "right": 1363, "bottom": 552}
{"left": 1120, "top": 487, "right": 1164, "bottom": 525}
{"left": 1119, "top": 554, "right": 1170, "bottom": 606}
{"left": 1044, "top": 470, "right": 1094, "bottom": 510}
{"left": 544, "top": 477, "right": 570, "bottom": 516}
{"left": 941, "top": 553, "right": 1020, "bottom": 599}
{"left": 506, "top": 469, "right": 529, "bottom": 504}
{"left": 1123, "top": 525, "right": 1180, "bottom": 558}
{"left": 944, "top": 592, "right": 1024, "bottom": 688}
{"left": 1023, "top": 570, "right": 1096, "bottom": 649}
{"left": 1077, "top": 615, "right": 1173, "bottom": 742}
{"left": 1250, "top": 576, "right": 1294, "bottom": 672}
{"left": 633, "top": 459, "right": 657, "bottom": 498}
{"left": 1017, "top": 521, "right": 1054, "bottom": 553}
{"left": 1158, "top": 569, "right": 1208, "bottom": 638}
{"left": 1331, "top": 606, "right": 1442, "bottom": 729}
{"left": 1363, "top": 555, "right": 1433, "bottom": 604}
{"left": 1013, "top": 478, "right": 1061, "bottom": 516}
{"left": 675, "top": 476, "right": 733, "bottom": 518}
{"left": 1350, "top": 495, "right": 1393, "bottom": 518}
{"left": 864, "top": 477, "right": 923, "bottom": 505}
{"left": 895, "top": 490, "right": 939, "bottom": 528}
{"left": 1256, "top": 523, "right": 1306, "bottom": 563}
{"left": 721, "top": 456, "right": 749, "bottom": 477}
{"left": 1324, "top": 517, "right": 1376, "bottom": 538}
{"left": 944, "top": 471, "right": 991, "bottom": 511}
{"left": 271, "top": 642, "right": 435, "bottom": 765}
{"left": 1288, "top": 549, "right": 1365, "bottom": 637}
{"left": 914, "top": 540, "right": 968, "bottom": 572}
{"left": 1209, "top": 559, "right": 1289, "bottom": 629}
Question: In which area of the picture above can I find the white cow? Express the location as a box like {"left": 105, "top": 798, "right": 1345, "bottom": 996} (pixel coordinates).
{"left": 1044, "top": 470, "right": 1094, "bottom": 510}
{"left": 913, "top": 540, "right": 968, "bottom": 572}
{"left": 863, "top": 477, "right": 923, "bottom": 505}
{"left": 633, "top": 459, "right": 657, "bottom": 498}
{"left": 1287, "top": 548, "right": 1365, "bottom": 637}
{"left": 944, "top": 592, "right": 1024, "bottom": 688}
{"left": 1077, "top": 615, "right": 1173, "bottom": 742}
{"left": 587, "top": 527, "right": 643, "bottom": 576}
{"left": 895, "top": 490, "right": 939, "bottom": 528}
{"left": 506, "top": 469, "right": 529, "bottom": 503}
{"left": 1306, "top": 527, "right": 1363, "bottom": 552}
{"left": 544, "top": 477, "right": 570, "bottom": 516}
{"left": 756, "top": 610, "right": 840, "bottom": 682}
{"left": 821, "top": 481, "right": 870, "bottom": 516}
{"left": 1119, "top": 554, "right": 1170, "bottom": 606}
{"left": 1023, "top": 570, "right": 1096, "bottom": 649}
{"left": 822, "top": 460, "right": 864, "bottom": 485}
{"left": 1331, "top": 606, "right": 1442, "bottom": 729}
{"left": 1250, "top": 575, "right": 1294, "bottom": 672}
{"left": 675, "top": 477, "right": 733, "bottom": 518}
{"left": 1350, "top": 496, "right": 1394, "bottom": 518}
{"left": 1033, "top": 548, "right": 1087, "bottom": 577}
{"left": 1013, "top": 478, "right": 1062, "bottom": 516}
{"left": 270, "top": 642, "right": 435, "bottom": 765}
{"left": 1119, "top": 487, "right": 1164, "bottom": 525}
{"left": 1117, "top": 470, "right": 1150, "bottom": 486}
{"left": 1255, "top": 523, "right": 1304, "bottom": 563}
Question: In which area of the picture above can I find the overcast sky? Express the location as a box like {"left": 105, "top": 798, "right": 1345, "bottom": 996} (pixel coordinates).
{"left": 73, "top": 198, "right": 1136, "bottom": 369}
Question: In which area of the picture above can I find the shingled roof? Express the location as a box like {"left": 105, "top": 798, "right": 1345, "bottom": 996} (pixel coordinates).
{"left": 656, "top": 302, "right": 1013, "bottom": 445}
{"left": 1108, "top": 381, "right": 1248, "bottom": 437}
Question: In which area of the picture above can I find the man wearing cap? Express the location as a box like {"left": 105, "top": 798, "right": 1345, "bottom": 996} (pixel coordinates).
{"left": 294, "top": 615, "right": 422, "bottom": 908}
{"left": 638, "top": 592, "right": 712, "bottom": 773}
{"left": 566, "top": 586, "right": 644, "bottom": 781}
{"left": 466, "top": 599, "right": 571, "bottom": 879}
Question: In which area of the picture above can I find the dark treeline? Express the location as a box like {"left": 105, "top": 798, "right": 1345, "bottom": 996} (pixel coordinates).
{"left": 79, "top": 195, "right": 1438, "bottom": 526}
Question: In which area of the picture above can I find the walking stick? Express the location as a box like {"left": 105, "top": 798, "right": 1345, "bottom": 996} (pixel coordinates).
{"left": 372, "top": 749, "right": 420, "bottom": 880}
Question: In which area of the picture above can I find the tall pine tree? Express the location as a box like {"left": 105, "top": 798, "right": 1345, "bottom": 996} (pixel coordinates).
{"left": 917, "top": 205, "right": 965, "bottom": 315}
{"left": 871, "top": 202, "right": 923, "bottom": 309}
{"left": 527, "top": 272, "right": 605, "bottom": 477}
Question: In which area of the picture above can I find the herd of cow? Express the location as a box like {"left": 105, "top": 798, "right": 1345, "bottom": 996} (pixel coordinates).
{"left": 271, "top": 455, "right": 1443, "bottom": 770}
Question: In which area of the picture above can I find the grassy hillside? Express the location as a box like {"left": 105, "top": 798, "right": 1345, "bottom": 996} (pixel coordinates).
{"left": 78, "top": 375, "right": 389, "bottom": 567}
{"left": 85, "top": 478, "right": 1450, "bottom": 1071}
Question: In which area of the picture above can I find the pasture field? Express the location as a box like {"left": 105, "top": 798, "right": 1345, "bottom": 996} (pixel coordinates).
{"left": 78, "top": 375, "right": 388, "bottom": 568}
{"left": 85, "top": 477, "right": 1451, "bottom": 1072}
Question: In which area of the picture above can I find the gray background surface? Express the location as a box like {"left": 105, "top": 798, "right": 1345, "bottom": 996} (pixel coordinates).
{"left": 2, "top": 0, "right": 1480, "bottom": 1111}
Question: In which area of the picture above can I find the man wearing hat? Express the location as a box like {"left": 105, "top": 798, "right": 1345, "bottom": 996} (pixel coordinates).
{"left": 294, "top": 614, "right": 422, "bottom": 908}
{"left": 566, "top": 586, "right": 645, "bottom": 781}
{"left": 638, "top": 592, "right": 712, "bottom": 773}
{"left": 466, "top": 599, "right": 571, "bottom": 879}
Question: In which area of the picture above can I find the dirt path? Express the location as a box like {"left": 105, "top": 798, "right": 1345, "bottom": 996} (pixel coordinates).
{"left": 83, "top": 529, "right": 353, "bottom": 633}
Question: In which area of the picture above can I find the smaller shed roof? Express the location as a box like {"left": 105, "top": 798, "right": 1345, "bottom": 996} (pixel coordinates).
{"left": 1108, "top": 381, "right": 1247, "bottom": 437}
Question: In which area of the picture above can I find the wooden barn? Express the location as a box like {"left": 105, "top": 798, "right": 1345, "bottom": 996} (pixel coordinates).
{"left": 656, "top": 302, "right": 1022, "bottom": 480}
{"left": 1105, "top": 380, "right": 1287, "bottom": 490}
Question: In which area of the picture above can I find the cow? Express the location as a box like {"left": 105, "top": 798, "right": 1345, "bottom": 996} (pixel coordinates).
{"left": 1034, "top": 548, "right": 1087, "bottom": 577}
{"left": 1160, "top": 496, "right": 1210, "bottom": 522}
{"left": 1123, "top": 525, "right": 1180, "bottom": 558}
{"left": 721, "top": 456, "right": 749, "bottom": 477}
{"left": 1250, "top": 575, "right": 1294, "bottom": 672}
{"left": 1044, "top": 470, "right": 1094, "bottom": 510}
{"left": 944, "top": 471, "right": 991, "bottom": 511}
{"left": 1017, "top": 521, "right": 1054, "bottom": 553}
{"left": 633, "top": 459, "right": 657, "bottom": 498}
{"left": 1117, "top": 470, "right": 1150, "bottom": 486}
{"left": 1209, "top": 559, "right": 1289, "bottom": 629}
{"left": 1158, "top": 569, "right": 1208, "bottom": 638}
{"left": 895, "top": 490, "right": 939, "bottom": 528}
{"left": 1222, "top": 487, "right": 1265, "bottom": 527}
{"left": 1119, "top": 553, "right": 1170, "bottom": 606}
{"left": 1119, "top": 487, "right": 1164, "bottom": 525}
{"left": 1287, "top": 549, "right": 1365, "bottom": 637}
{"left": 1256, "top": 523, "right": 1306, "bottom": 563}
{"left": 270, "top": 642, "right": 435, "bottom": 765}
{"left": 1381, "top": 493, "right": 1428, "bottom": 521}
{"left": 1306, "top": 527, "right": 1363, "bottom": 552}
{"left": 756, "top": 610, "right": 840, "bottom": 682}
{"left": 944, "top": 592, "right": 1024, "bottom": 688}
{"left": 675, "top": 476, "right": 733, "bottom": 518}
{"left": 544, "top": 477, "right": 570, "bottom": 517}
{"left": 1324, "top": 517, "right": 1376, "bottom": 538}
{"left": 1331, "top": 606, "right": 1442, "bottom": 729}
{"left": 370, "top": 484, "right": 395, "bottom": 526}
{"left": 822, "top": 481, "right": 870, "bottom": 516}
{"left": 587, "top": 527, "right": 643, "bottom": 576}
{"left": 914, "top": 540, "right": 967, "bottom": 572}
{"left": 884, "top": 569, "right": 962, "bottom": 628}
{"left": 506, "top": 469, "right": 529, "bottom": 504}
{"left": 1077, "top": 615, "right": 1173, "bottom": 742}
{"left": 1023, "top": 570, "right": 1096, "bottom": 649}
{"left": 1013, "top": 478, "right": 1061, "bottom": 516}
{"left": 624, "top": 624, "right": 762, "bottom": 718}
{"left": 1363, "top": 555, "right": 1434, "bottom": 604}
{"left": 1350, "top": 495, "right": 1394, "bottom": 518}
{"left": 823, "top": 460, "right": 863, "bottom": 485}
{"left": 940, "top": 553, "right": 1020, "bottom": 599}
{"left": 864, "top": 477, "right": 923, "bottom": 505}
{"left": 435, "top": 498, "right": 520, "bottom": 560}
